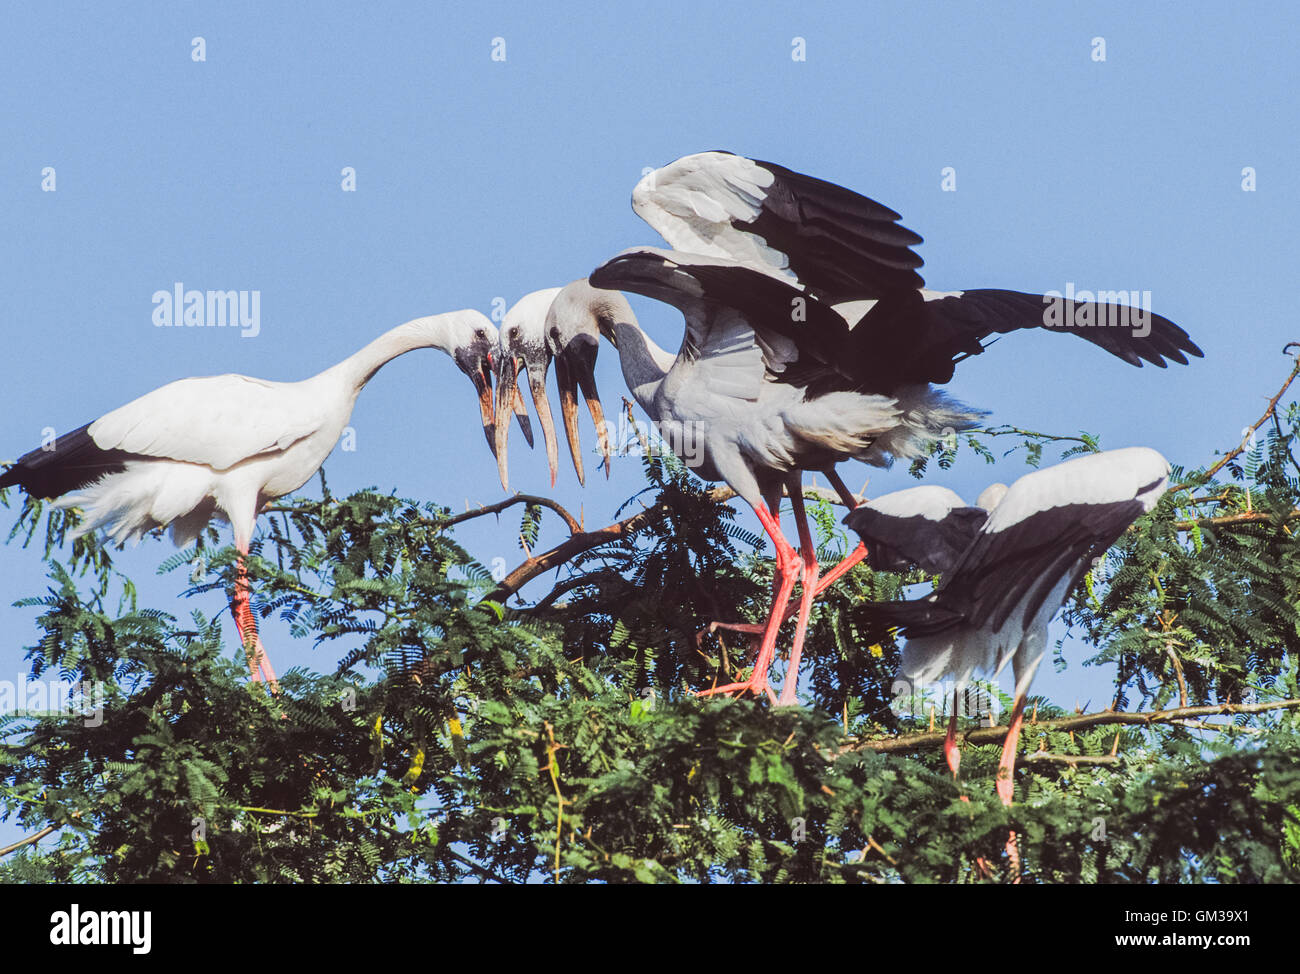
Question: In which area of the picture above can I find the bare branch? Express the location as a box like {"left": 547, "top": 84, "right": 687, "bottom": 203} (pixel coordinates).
{"left": 1173, "top": 350, "right": 1300, "bottom": 493}
{"left": 1016, "top": 752, "right": 1122, "bottom": 767}
{"left": 484, "top": 486, "right": 732, "bottom": 603}
{"left": 482, "top": 481, "right": 860, "bottom": 605}
{"left": 0, "top": 822, "right": 60, "bottom": 858}
{"left": 849, "top": 698, "right": 1300, "bottom": 755}
{"left": 435, "top": 494, "right": 581, "bottom": 535}
{"left": 0, "top": 809, "right": 83, "bottom": 858}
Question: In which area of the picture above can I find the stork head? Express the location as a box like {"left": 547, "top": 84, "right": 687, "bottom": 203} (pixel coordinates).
{"left": 544, "top": 280, "right": 618, "bottom": 485}
{"left": 494, "top": 288, "right": 562, "bottom": 490}
{"left": 434, "top": 310, "right": 501, "bottom": 462}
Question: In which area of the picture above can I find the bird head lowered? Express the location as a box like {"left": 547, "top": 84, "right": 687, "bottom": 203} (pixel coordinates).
{"left": 494, "top": 288, "right": 563, "bottom": 490}
{"left": 431, "top": 309, "right": 501, "bottom": 457}
{"left": 544, "top": 280, "right": 615, "bottom": 485}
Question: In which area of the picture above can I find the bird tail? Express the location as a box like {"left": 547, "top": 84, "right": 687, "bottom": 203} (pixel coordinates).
{"left": 863, "top": 598, "right": 962, "bottom": 635}
{"left": 856, "top": 385, "right": 985, "bottom": 465}
{"left": 860, "top": 598, "right": 987, "bottom": 688}
{"left": 54, "top": 462, "right": 216, "bottom": 548}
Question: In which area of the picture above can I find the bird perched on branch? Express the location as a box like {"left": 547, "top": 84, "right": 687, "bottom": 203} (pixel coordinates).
{"left": 0, "top": 311, "right": 500, "bottom": 687}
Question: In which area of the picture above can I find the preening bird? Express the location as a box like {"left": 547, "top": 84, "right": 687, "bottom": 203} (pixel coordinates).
{"left": 574, "top": 151, "right": 1200, "bottom": 705}
{"left": 844, "top": 446, "right": 1171, "bottom": 807}
{"left": 493, "top": 285, "right": 611, "bottom": 490}
{"left": 0, "top": 311, "right": 499, "bottom": 686}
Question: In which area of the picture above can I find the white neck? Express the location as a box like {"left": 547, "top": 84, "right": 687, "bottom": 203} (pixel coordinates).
{"left": 324, "top": 314, "right": 461, "bottom": 394}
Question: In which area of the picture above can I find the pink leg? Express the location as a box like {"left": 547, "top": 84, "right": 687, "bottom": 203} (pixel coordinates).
{"left": 775, "top": 487, "right": 818, "bottom": 706}
{"left": 945, "top": 689, "right": 994, "bottom": 879}
{"left": 698, "top": 502, "right": 798, "bottom": 704}
{"left": 766, "top": 542, "right": 868, "bottom": 629}
{"left": 695, "top": 501, "right": 786, "bottom": 670}
{"left": 232, "top": 552, "right": 280, "bottom": 694}
{"left": 944, "top": 691, "right": 962, "bottom": 778}
{"left": 771, "top": 469, "right": 869, "bottom": 623}
{"left": 998, "top": 692, "right": 1027, "bottom": 880}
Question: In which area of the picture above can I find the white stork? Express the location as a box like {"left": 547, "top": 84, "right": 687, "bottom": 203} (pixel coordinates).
{"left": 0, "top": 310, "right": 500, "bottom": 687}
{"left": 493, "top": 286, "right": 611, "bottom": 490}
{"left": 843, "top": 447, "right": 1171, "bottom": 813}
{"left": 569, "top": 151, "right": 1199, "bottom": 704}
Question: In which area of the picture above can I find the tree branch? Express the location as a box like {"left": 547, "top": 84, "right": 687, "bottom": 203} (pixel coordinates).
{"left": 1016, "top": 752, "right": 1122, "bottom": 767}
{"left": 850, "top": 698, "right": 1300, "bottom": 755}
{"left": 0, "top": 822, "right": 59, "bottom": 858}
{"left": 482, "top": 481, "right": 868, "bottom": 605}
{"left": 0, "top": 809, "right": 83, "bottom": 858}
{"left": 435, "top": 494, "right": 582, "bottom": 535}
{"left": 976, "top": 426, "right": 1094, "bottom": 446}
{"left": 483, "top": 487, "right": 730, "bottom": 603}
{"left": 1173, "top": 349, "right": 1300, "bottom": 492}
{"left": 1171, "top": 509, "right": 1300, "bottom": 531}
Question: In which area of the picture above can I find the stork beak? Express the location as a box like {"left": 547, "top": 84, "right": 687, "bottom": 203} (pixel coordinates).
{"left": 512, "top": 383, "right": 535, "bottom": 449}
{"left": 468, "top": 351, "right": 497, "bottom": 460}
{"left": 492, "top": 350, "right": 519, "bottom": 491}
{"left": 554, "top": 339, "right": 611, "bottom": 486}
{"left": 526, "top": 363, "right": 560, "bottom": 488}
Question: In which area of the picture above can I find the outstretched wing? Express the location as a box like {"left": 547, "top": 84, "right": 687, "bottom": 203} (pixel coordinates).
{"left": 632, "top": 151, "right": 925, "bottom": 302}
{"left": 632, "top": 153, "right": 1202, "bottom": 387}
{"left": 844, "top": 288, "right": 1203, "bottom": 387}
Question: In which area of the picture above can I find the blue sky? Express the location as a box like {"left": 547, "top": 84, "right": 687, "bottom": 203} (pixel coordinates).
{"left": 2, "top": 2, "right": 1298, "bottom": 845}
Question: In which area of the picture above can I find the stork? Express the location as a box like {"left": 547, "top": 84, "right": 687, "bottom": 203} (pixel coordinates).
{"left": 493, "top": 287, "right": 611, "bottom": 490}
{"left": 844, "top": 447, "right": 1171, "bottom": 866}
{"left": 628, "top": 151, "right": 1201, "bottom": 607}
{"left": 0, "top": 311, "right": 499, "bottom": 687}
{"left": 566, "top": 152, "right": 1200, "bottom": 703}
{"left": 585, "top": 250, "right": 987, "bottom": 704}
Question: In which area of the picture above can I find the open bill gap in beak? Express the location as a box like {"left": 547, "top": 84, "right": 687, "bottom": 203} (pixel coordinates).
{"left": 556, "top": 347, "right": 611, "bottom": 486}
{"left": 470, "top": 358, "right": 496, "bottom": 460}
{"left": 493, "top": 352, "right": 521, "bottom": 490}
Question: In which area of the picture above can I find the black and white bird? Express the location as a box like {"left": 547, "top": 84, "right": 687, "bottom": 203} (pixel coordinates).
{"left": 571, "top": 151, "right": 1199, "bottom": 705}
{"left": 0, "top": 311, "right": 500, "bottom": 686}
{"left": 844, "top": 446, "right": 1171, "bottom": 806}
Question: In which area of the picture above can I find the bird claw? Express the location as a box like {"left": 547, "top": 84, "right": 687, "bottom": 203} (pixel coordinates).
{"left": 695, "top": 676, "right": 777, "bottom": 705}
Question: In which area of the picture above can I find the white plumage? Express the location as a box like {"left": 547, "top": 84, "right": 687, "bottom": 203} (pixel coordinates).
{"left": 1, "top": 310, "right": 499, "bottom": 685}
{"left": 489, "top": 151, "right": 1199, "bottom": 706}
{"left": 48, "top": 312, "right": 496, "bottom": 550}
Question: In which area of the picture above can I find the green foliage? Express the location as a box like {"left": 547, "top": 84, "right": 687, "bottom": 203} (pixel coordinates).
{"left": 4, "top": 372, "right": 1300, "bottom": 883}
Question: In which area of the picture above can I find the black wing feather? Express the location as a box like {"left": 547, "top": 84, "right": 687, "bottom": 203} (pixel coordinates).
{"left": 741, "top": 156, "right": 927, "bottom": 300}
{"left": 0, "top": 423, "right": 136, "bottom": 499}
{"left": 845, "top": 505, "right": 988, "bottom": 576}
{"left": 848, "top": 288, "right": 1203, "bottom": 386}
